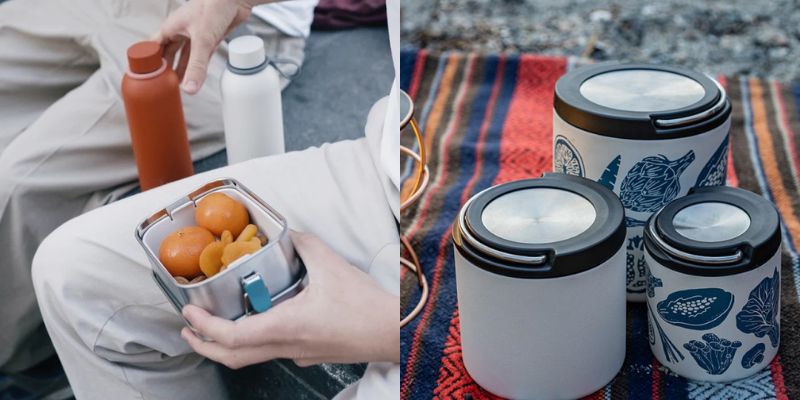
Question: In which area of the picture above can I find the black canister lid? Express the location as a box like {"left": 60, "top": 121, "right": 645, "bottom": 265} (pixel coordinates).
{"left": 554, "top": 63, "right": 732, "bottom": 140}
{"left": 452, "top": 173, "right": 626, "bottom": 279}
{"left": 644, "top": 186, "right": 781, "bottom": 277}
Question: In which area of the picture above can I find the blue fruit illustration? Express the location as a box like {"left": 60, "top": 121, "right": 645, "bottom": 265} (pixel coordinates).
{"left": 648, "top": 302, "right": 684, "bottom": 363}
{"left": 736, "top": 268, "right": 780, "bottom": 348}
{"left": 695, "top": 135, "right": 729, "bottom": 187}
{"left": 626, "top": 235, "right": 647, "bottom": 293}
{"left": 741, "top": 343, "right": 766, "bottom": 369}
{"left": 657, "top": 288, "right": 734, "bottom": 330}
{"left": 620, "top": 151, "right": 696, "bottom": 212}
{"left": 597, "top": 155, "right": 621, "bottom": 191}
{"left": 684, "top": 333, "right": 742, "bottom": 375}
{"left": 554, "top": 136, "right": 584, "bottom": 177}
{"left": 625, "top": 217, "right": 647, "bottom": 227}
{"left": 646, "top": 267, "right": 663, "bottom": 298}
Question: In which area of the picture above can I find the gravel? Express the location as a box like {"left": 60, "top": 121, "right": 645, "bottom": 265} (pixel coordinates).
{"left": 401, "top": 0, "right": 800, "bottom": 80}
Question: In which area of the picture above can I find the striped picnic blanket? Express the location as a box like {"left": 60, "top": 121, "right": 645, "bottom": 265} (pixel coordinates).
{"left": 399, "top": 49, "right": 800, "bottom": 399}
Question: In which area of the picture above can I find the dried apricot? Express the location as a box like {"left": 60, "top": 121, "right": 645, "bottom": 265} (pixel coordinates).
{"left": 221, "top": 238, "right": 262, "bottom": 267}
{"left": 159, "top": 226, "right": 214, "bottom": 279}
{"left": 236, "top": 224, "right": 257, "bottom": 242}
{"left": 195, "top": 193, "right": 250, "bottom": 237}
{"left": 221, "top": 230, "right": 233, "bottom": 245}
{"left": 199, "top": 241, "right": 226, "bottom": 278}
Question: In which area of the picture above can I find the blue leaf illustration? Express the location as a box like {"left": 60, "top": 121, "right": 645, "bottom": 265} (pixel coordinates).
{"left": 657, "top": 288, "right": 734, "bottom": 330}
{"left": 625, "top": 217, "right": 647, "bottom": 227}
{"left": 597, "top": 155, "right": 621, "bottom": 191}
{"left": 741, "top": 343, "right": 766, "bottom": 369}
{"left": 620, "top": 151, "right": 695, "bottom": 212}
{"left": 626, "top": 235, "right": 647, "bottom": 293}
{"left": 736, "top": 268, "right": 780, "bottom": 347}
{"left": 553, "top": 136, "right": 584, "bottom": 177}
{"left": 695, "top": 135, "right": 729, "bottom": 187}
{"left": 684, "top": 333, "right": 742, "bottom": 375}
{"left": 646, "top": 266, "right": 663, "bottom": 298}
{"left": 648, "top": 302, "right": 684, "bottom": 363}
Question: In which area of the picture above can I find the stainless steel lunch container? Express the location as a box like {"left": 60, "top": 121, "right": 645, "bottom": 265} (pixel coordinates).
{"left": 136, "top": 178, "right": 306, "bottom": 321}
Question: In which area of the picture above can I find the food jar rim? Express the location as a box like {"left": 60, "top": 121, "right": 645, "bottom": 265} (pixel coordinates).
{"left": 554, "top": 63, "right": 731, "bottom": 140}
{"left": 451, "top": 173, "right": 626, "bottom": 279}
{"left": 644, "top": 186, "right": 781, "bottom": 276}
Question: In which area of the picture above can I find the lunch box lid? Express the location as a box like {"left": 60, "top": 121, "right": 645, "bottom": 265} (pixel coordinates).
{"left": 452, "top": 173, "right": 626, "bottom": 279}
{"left": 554, "top": 63, "right": 731, "bottom": 140}
{"left": 644, "top": 186, "right": 781, "bottom": 277}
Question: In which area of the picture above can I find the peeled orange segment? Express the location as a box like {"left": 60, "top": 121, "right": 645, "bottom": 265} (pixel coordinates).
{"left": 221, "top": 238, "right": 262, "bottom": 267}
{"left": 195, "top": 193, "right": 250, "bottom": 237}
{"left": 199, "top": 240, "right": 226, "bottom": 278}
{"left": 236, "top": 224, "right": 258, "bottom": 242}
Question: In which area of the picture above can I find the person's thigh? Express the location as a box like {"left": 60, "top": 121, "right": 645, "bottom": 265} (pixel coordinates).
{"left": 32, "top": 138, "right": 398, "bottom": 399}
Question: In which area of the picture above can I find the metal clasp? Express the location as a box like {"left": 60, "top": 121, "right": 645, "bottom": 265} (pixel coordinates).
{"left": 242, "top": 272, "right": 272, "bottom": 314}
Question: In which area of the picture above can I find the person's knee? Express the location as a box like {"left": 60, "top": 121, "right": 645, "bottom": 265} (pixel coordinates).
{"left": 31, "top": 218, "right": 87, "bottom": 303}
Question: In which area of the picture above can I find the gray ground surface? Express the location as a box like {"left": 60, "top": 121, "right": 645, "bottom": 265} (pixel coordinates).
{"left": 402, "top": 0, "right": 800, "bottom": 80}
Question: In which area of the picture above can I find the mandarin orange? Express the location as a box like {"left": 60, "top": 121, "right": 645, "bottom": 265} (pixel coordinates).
{"left": 159, "top": 226, "right": 215, "bottom": 278}
{"left": 195, "top": 193, "right": 250, "bottom": 236}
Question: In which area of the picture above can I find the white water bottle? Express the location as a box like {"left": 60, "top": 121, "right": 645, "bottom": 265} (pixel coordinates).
{"left": 221, "top": 35, "right": 284, "bottom": 164}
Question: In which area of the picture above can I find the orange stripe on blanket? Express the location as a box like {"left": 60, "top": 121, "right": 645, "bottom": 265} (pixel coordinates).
{"left": 749, "top": 78, "right": 800, "bottom": 253}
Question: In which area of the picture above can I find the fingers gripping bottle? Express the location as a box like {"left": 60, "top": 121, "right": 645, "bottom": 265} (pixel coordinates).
{"left": 122, "top": 41, "right": 194, "bottom": 190}
{"left": 221, "top": 35, "right": 285, "bottom": 164}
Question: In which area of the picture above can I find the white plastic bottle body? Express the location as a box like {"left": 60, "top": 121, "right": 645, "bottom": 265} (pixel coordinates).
{"left": 221, "top": 64, "right": 284, "bottom": 164}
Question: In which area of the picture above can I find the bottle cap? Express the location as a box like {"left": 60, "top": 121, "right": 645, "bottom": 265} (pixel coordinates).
{"left": 228, "top": 35, "right": 266, "bottom": 70}
{"left": 128, "top": 41, "right": 163, "bottom": 74}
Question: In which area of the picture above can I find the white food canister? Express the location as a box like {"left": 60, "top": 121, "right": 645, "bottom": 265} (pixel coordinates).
{"left": 552, "top": 63, "right": 732, "bottom": 301}
{"left": 644, "top": 186, "right": 781, "bottom": 381}
{"left": 452, "top": 173, "right": 626, "bottom": 399}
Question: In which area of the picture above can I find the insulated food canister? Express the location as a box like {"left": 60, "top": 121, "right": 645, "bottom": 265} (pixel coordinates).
{"left": 644, "top": 186, "right": 781, "bottom": 381}
{"left": 552, "top": 63, "right": 732, "bottom": 301}
{"left": 452, "top": 173, "right": 626, "bottom": 399}
{"left": 136, "top": 179, "right": 306, "bottom": 323}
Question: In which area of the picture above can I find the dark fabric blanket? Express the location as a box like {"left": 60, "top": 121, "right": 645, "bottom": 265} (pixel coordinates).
{"left": 400, "top": 49, "right": 799, "bottom": 399}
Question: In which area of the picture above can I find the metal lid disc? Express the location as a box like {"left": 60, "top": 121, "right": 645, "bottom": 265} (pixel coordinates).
{"left": 481, "top": 188, "right": 596, "bottom": 244}
{"left": 673, "top": 202, "right": 751, "bottom": 243}
{"left": 580, "top": 69, "right": 706, "bottom": 112}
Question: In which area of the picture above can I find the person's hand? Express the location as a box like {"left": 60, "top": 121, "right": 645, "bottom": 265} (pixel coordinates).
{"left": 180, "top": 231, "right": 400, "bottom": 369}
{"left": 154, "top": 0, "right": 257, "bottom": 94}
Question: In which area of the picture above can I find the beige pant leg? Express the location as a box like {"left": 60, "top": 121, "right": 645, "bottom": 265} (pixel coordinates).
{"left": 0, "top": 0, "right": 305, "bottom": 371}
{"left": 32, "top": 135, "right": 398, "bottom": 399}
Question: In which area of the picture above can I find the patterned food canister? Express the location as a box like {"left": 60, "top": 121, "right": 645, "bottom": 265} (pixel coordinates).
{"left": 452, "top": 173, "right": 626, "bottom": 399}
{"left": 552, "top": 63, "right": 732, "bottom": 301}
{"left": 644, "top": 186, "right": 781, "bottom": 382}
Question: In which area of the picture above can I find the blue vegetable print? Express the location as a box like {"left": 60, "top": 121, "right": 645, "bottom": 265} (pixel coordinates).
{"left": 625, "top": 217, "right": 647, "bottom": 227}
{"left": 648, "top": 313, "right": 656, "bottom": 345}
{"left": 648, "top": 302, "right": 684, "bottom": 363}
{"left": 684, "top": 333, "right": 742, "bottom": 375}
{"left": 553, "top": 136, "right": 584, "bottom": 177}
{"left": 597, "top": 155, "right": 621, "bottom": 191}
{"left": 646, "top": 266, "right": 662, "bottom": 298}
{"left": 741, "top": 343, "right": 766, "bottom": 369}
{"left": 695, "top": 135, "right": 729, "bottom": 187}
{"left": 657, "top": 288, "right": 734, "bottom": 330}
{"left": 736, "top": 268, "right": 780, "bottom": 347}
{"left": 620, "top": 151, "right": 696, "bottom": 212}
{"left": 626, "top": 235, "right": 647, "bottom": 293}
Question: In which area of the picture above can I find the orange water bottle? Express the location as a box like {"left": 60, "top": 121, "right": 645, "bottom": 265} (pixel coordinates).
{"left": 122, "top": 41, "right": 194, "bottom": 190}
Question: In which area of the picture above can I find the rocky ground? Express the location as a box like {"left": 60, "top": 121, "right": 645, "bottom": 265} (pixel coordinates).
{"left": 401, "top": 0, "right": 800, "bottom": 80}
